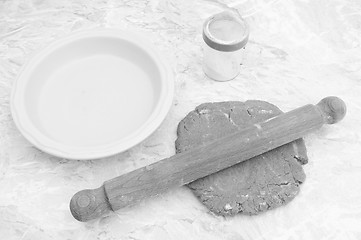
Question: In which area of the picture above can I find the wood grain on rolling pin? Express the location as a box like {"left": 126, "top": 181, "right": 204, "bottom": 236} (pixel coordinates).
{"left": 70, "top": 96, "right": 346, "bottom": 222}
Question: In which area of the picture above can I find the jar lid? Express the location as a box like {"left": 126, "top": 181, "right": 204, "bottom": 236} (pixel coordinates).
{"left": 203, "top": 11, "right": 249, "bottom": 52}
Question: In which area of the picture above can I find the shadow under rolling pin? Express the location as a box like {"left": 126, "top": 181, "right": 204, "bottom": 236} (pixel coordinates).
{"left": 70, "top": 96, "right": 346, "bottom": 222}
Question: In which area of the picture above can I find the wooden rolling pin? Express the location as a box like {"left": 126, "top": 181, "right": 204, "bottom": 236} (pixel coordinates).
{"left": 70, "top": 96, "right": 346, "bottom": 222}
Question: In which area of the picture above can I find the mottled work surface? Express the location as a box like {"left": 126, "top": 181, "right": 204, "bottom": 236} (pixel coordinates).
{"left": 0, "top": 0, "right": 361, "bottom": 239}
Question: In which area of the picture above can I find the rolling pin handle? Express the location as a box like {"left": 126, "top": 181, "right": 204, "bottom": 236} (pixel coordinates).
{"left": 316, "top": 96, "right": 346, "bottom": 124}
{"left": 70, "top": 186, "right": 111, "bottom": 222}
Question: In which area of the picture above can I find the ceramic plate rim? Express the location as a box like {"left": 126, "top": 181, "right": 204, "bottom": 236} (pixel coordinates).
{"left": 11, "top": 29, "right": 174, "bottom": 160}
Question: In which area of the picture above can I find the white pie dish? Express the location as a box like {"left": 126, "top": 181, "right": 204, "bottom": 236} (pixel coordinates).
{"left": 11, "top": 29, "right": 174, "bottom": 160}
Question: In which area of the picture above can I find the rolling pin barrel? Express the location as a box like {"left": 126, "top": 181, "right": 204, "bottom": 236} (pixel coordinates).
{"left": 70, "top": 96, "right": 346, "bottom": 222}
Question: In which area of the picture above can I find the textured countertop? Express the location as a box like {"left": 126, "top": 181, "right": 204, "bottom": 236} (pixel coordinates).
{"left": 1, "top": 0, "right": 361, "bottom": 239}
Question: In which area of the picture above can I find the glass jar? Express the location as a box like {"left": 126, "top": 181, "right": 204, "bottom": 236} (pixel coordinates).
{"left": 202, "top": 11, "right": 249, "bottom": 81}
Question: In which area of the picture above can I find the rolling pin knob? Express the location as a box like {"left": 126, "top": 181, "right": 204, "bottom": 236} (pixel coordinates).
{"left": 316, "top": 96, "right": 346, "bottom": 124}
{"left": 70, "top": 186, "right": 111, "bottom": 222}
